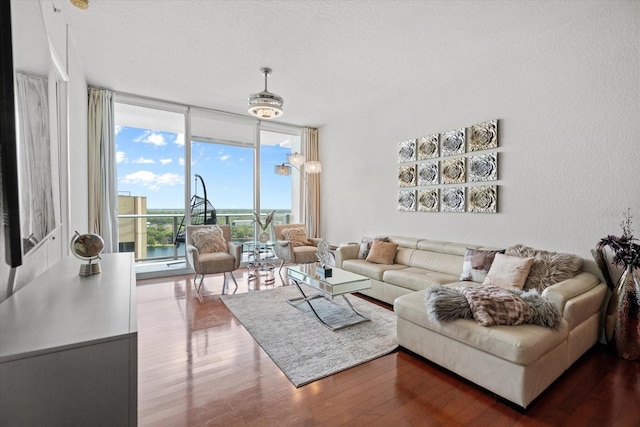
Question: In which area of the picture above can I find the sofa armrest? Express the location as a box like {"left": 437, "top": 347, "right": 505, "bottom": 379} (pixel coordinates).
{"left": 186, "top": 244, "right": 198, "bottom": 270}
{"left": 542, "top": 272, "right": 607, "bottom": 325}
{"left": 274, "top": 239, "right": 294, "bottom": 261}
{"left": 334, "top": 244, "right": 360, "bottom": 268}
{"left": 228, "top": 241, "right": 242, "bottom": 270}
{"left": 309, "top": 237, "right": 323, "bottom": 247}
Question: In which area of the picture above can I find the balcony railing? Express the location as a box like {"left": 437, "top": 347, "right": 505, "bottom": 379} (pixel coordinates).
{"left": 117, "top": 212, "right": 291, "bottom": 263}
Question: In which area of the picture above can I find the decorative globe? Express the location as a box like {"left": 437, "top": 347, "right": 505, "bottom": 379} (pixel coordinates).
{"left": 70, "top": 232, "right": 104, "bottom": 261}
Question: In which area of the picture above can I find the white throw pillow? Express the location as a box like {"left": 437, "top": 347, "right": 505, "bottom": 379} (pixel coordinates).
{"left": 482, "top": 253, "right": 534, "bottom": 290}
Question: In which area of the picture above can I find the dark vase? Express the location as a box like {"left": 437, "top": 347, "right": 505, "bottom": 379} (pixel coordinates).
{"left": 610, "top": 265, "right": 640, "bottom": 360}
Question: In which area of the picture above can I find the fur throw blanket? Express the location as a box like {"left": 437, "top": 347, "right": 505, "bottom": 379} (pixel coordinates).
{"left": 424, "top": 285, "right": 563, "bottom": 329}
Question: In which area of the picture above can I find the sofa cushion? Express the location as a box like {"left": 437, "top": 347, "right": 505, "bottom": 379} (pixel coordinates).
{"left": 366, "top": 240, "right": 398, "bottom": 265}
{"left": 506, "top": 244, "right": 583, "bottom": 292}
{"left": 357, "top": 236, "right": 389, "bottom": 259}
{"left": 460, "top": 248, "right": 505, "bottom": 282}
{"left": 394, "top": 290, "right": 569, "bottom": 365}
{"left": 342, "top": 259, "right": 406, "bottom": 281}
{"left": 191, "top": 226, "right": 227, "bottom": 253}
{"left": 383, "top": 267, "right": 460, "bottom": 292}
{"left": 482, "top": 253, "right": 534, "bottom": 289}
{"left": 281, "top": 227, "right": 311, "bottom": 247}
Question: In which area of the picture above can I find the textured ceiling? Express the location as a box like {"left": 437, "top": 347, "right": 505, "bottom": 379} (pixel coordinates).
{"left": 15, "top": 0, "right": 605, "bottom": 127}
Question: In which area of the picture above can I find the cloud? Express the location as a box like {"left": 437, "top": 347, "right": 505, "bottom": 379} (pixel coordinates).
{"left": 134, "top": 130, "right": 167, "bottom": 147}
{"left": 178, "top": 158, "right": 185, "bottom": 166}
{"left": 174, "top": 133, "right": 184, "bottom": 146}
{"left": 116, "top": 151, "right": 127, "bottom": 163}
{"left": 219, "top": 154, "right": 231, "bottom": 162}
{"left": 159, "top": 158, "right": 173, "bottom": 165}
{"left": 115, "top": 126, "right": 123, "bottom": 135}
{"left": 132, "top": 157, "right": 155, "bottom": 164}
{"left": 121, "top": 170, "right": 183, "bottom": 189}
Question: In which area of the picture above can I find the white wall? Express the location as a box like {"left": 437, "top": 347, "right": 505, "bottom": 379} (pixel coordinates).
{"left": 0, "top": 1, "right": 87, "bottom": 302}
{"left": 320, "top": 3, "right": 640, "bottom": 275}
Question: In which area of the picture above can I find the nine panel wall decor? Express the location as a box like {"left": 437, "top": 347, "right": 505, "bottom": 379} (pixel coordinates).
{"left": 397, "top": 119, "right": 498, "bottom": 213}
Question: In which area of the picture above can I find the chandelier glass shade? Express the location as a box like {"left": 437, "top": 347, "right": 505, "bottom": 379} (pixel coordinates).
{"left": 248, "top": 68, "right": 283, "bottom": 119}
{"left": 287, "top": 152, "right": 305, "bottom": 166}
{"left": 274, "top": 164, "right": 292, "bottom": 176}
{"left": 70, "top": 0, "right": 89, "bottom": 9}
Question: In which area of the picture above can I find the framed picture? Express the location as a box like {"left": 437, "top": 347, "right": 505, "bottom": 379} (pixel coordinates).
{"left": 468, "top": 186, "right": 498, "bottom": 213}
{"left": 440, "top": 158, "right": 466, "bottom": 184}
{"left": 441, "top": 128, "right": 465, "bottom": 156}
{"left": 417, "top": 162, "right": 439, "bottom": 186}
{"left": 398, "top": 165, "right": 416, "bottom": 187}
{"left": 418, "top": 189, "right": 439, "bottom": 212}
{"left": 398, "top": 139, "right": 416, "bottom": 163}
{"left": 441, "top": 187, "right": 466, "bottom": 212}
{"left": 468, "top": 153, "right": 497, "bottom": 182}
{"left": 468, "top": 120, "right": 498, "bottom": 152}
{"left": 417, "top": 134, "right": 439, "bottom": 159}
{"left": 398, "top": 190, "right": 417, "bottom": 211}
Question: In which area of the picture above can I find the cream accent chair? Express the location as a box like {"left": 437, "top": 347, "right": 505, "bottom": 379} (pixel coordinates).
{"left": 271, "top": 223, "right": 321, "bottom": 274}
{"left": 186, "top": 225, "right": 241, "bottom": 296}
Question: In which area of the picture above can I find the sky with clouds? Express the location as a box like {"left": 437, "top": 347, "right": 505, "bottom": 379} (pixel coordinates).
{"left": 116, "top": 126, "right": 292, "bottom": 210}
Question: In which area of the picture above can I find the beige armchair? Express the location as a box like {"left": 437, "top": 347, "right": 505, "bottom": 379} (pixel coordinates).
{"left": 186, "top": 225, "right": 241, "bottom": 296}
{"left": 271, "top": 223, "right": 321, "bottom": 274}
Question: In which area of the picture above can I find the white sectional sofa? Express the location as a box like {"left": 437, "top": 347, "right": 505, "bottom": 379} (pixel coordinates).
{"left": 334, "top": 236, "right": 607, "bottom": 408}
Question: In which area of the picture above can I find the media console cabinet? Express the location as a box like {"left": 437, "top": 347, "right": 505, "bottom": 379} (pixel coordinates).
{"left": 0, "top": 253, "right": 137, "bottom": 426}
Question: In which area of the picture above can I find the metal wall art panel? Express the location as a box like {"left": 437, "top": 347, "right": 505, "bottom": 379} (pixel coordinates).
{"left": 417, "top": 134, "right": 439, "bottom": 160}
{"left": 398, "top": 165, "right": 416, "bottom": 187}
{"left": 440, "top": 158, "right": 466, "bottom": 184}
{"left": 441, "top": 187, "right": 466, "bottom": 213}
{"left": 398, "top": 190, "right": 417, "bottom": 211}
{"left": 418, "top": 189, "right": 439, "bottom": 212}
{"left": 398, "top": 139, "right": 416, "bottom": 163}
{"left": 468, "top": 120, "right": 498, "bottom": 152}
{"left": 440, "top": 128, "right": 466, "bottom": 156}
{"left": 417, "top": 161, "right": 439, "bottom": 186}
{"left": 468, "top": 186, "right": 498, "bottom": 213}
{"left": 468, "top": 153, "right": 497, "bottom": 182}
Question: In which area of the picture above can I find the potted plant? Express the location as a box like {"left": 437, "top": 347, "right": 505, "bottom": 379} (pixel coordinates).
{"left": 593, "top": 209, "right": 640, "bottom": 360}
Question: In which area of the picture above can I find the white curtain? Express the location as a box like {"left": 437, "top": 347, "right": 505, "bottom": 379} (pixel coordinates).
{"left": 88, "top": 88, "right": 118, "bottom": 252}
{"left": 15, "top": 73, "right": 55, "bottom": 250}
{"left": 302, "top": 127, "right": 320, "bottom": 238}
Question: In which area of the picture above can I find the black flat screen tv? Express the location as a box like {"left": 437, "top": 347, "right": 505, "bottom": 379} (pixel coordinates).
{"left": 0, "top": 0, "right": 23, "bottom": 268}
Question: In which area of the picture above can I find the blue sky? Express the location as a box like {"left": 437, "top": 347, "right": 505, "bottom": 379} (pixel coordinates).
{"left": 116, "top": 126, "right": 292, "bottom": 210}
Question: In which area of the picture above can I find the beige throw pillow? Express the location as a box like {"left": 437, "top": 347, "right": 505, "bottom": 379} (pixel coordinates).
{"left": 505, "top": 244, "right": 583, "bottom": 291}
{"left": 366, "top": 240, "right": 398, "bottom": 265}
{"left": 482, "top": 253, "right": 534, "bottom": 290}
{"left": 191, "top": 226, "right": 227, "bottom": 254}
{"left": 357, "top": 236, "right": 390, "bottom": 259}
{"left": 281, "top": 227, "right": 311, "bottom": 247}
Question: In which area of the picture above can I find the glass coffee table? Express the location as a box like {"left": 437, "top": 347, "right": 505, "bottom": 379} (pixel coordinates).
{"left": 286, "top": 264, "right": 371, "bottom": 330}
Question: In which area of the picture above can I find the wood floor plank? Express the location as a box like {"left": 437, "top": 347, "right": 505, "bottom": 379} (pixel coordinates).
{"left": 137, "top": 270, "right": 640, "bottom": 426}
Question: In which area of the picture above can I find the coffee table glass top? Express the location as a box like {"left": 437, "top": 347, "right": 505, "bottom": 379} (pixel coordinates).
{"left": 286, "top": 264, "right": 371, "bottom": 297}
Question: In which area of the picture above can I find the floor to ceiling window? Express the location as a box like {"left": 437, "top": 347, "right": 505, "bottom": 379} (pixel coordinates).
{"left": 114, "top": 100, "right": 186, "bottom": 270}
{"left": 113, "top": 98, "right": 302, "bottom": 278}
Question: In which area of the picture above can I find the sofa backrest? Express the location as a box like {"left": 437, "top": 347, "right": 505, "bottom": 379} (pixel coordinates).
{"left": 388, "top": 236, "right": 503, "bottom": 278}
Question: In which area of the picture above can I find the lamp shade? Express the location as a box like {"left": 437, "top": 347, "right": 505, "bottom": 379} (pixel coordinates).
{"left": 304, "top": 161, "right": 322, "bottom": 174}
{"left": 287, "top": 152, "right": 305, "bottom": 166}
{"left": 274, "top": 164, "right": 292, "bottom": 176}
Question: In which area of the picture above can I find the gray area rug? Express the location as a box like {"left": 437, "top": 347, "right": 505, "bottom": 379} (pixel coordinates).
{"left": 220, "top": 286, "right": 397, "bottom": 387}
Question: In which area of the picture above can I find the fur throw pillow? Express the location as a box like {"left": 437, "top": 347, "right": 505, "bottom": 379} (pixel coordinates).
{"left": 190, "top": 226, "right": 227, "bottom": 254}
{"left": 424, "top": 285, "right": 562, "bottom": 329}
{"left": 281, "top": 227, "right": 311, "bottom": 247}
{"left": 505, "top": 244, "right": 583, "bottom": 292}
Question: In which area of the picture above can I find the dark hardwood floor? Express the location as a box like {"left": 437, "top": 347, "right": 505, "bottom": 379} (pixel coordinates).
{"left": 137, "top": 269, "right": 640, "bottom": 426}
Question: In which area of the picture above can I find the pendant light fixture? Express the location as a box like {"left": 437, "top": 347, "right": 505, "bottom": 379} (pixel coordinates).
{"left": 70, "top": 0, "right": 89, "bottom": 9}
{"left": 248, "top": 67, "right": 284, "bottom": 119}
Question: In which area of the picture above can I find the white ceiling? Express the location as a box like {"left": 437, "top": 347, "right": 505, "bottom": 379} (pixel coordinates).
{"left": 15, "top": 0, "right": 606, "bottom": 128}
